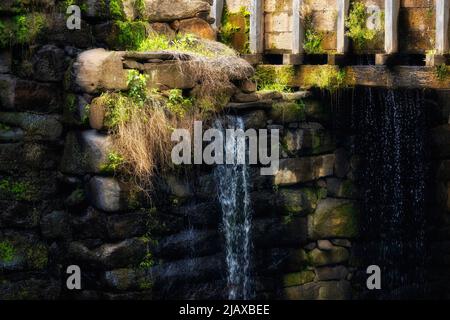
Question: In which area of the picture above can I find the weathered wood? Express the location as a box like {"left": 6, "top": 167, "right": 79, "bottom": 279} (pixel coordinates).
{"left": 336, "top": 0, "right": 350, "bottom": 54}
{"left": 250, "top": 0, "right": 264, "bottom": 54}
{"left": 293, "top": 65, "right": 450, "bottom": 89}
{"left": 385, "top": 0, "right": 400, "bottom": 53}
{"left": 210, "top": 0, "right": 224, "bottom": 30}
{"left": 436, "top": 0, "right": 449, "bottom": 54}
{"left": 292, "top": 0, "right": 304, "bottom": 55}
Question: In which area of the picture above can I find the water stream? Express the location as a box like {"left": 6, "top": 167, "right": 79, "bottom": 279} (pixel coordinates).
{"left": 214, "top": 116, "right": 254, "bottom": 300}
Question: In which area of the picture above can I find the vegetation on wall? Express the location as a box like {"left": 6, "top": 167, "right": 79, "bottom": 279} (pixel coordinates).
{"left": 301, "top": 6, "right": 324, "bottom": 54}
{"left": 0, "top": 12, "right": 47, "bottom": 48}
{"left": 345, "top": 1, "right": 382, "bottom": 51}
{"left": 305, "top": 66, "right": 347, "bottom": 92}
{"left": 253, "top": 65, "right": 294, "bottom": 92}
{"left": 435, "top": 63, "right": 448, "bottom": 81}
{"left": 218, "top": 5, "right": 251, "bottom": 54}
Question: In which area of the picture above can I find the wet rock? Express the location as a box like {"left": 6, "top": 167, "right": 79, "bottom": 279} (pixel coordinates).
{"left": 144, "top": 0, "right": 211, "bottom": 22}
{"left": 155, "top": 230, "right": 220, "bottom": 259}
{"left": 282, "top": 123, "right": 334, "bottom": 156}
{"left": 315, "top": 265, "right": 349, "bottom": 281}
{"left": 60, "top": 130, "right": 112, "bottom": 175}
{"left": 0, "top": 230, "right": 48, "bottom": 272}
{"left": 88, "top": 177, "right": 133, "bottom": 212}
{"left": 0, "top": 112, "right": 62, "bottom": 141}
{"left": 283, "top": 270, "right": 315, "bottom": 287}
{"left": 178, "top": 18, "right": 215, "bottom": 40}
{"left": 274, "top": 154, "right": 335, "bottom": 186}
{"left": 284, "top": 280, "right": 350, "bottom": 300}
{"left": 276, "top": 187, "right": 326, "bottom": 215}
{"left": 172, "top": 201, "right": 221, "bottom": 226}
{"left": 241, "top": 110, "right": 267, "bottom": 129}
{"left": 326, "top": 178, "right": 358, "bottom": 199}
{"left": 41, "top": 211, "right": 71, "bottom": 239}
{"left": 106, "top": 212, "right": 148, "bottom": 240}
{"left": 308, "top": 198, "right": 359, "bottom": 240}
{"left": 0, "top": 201, "right": 40, "bottom": 228}
{"left": 68, "top": 238, "right": 147, "bottom": 269}
{"left": 0, "top": 75, "right": 62, "bottom": 112}
{"left": 32, "top": 45, "right": 68, "bottom": 82}
{"left": 0, "top": 143, "right": 59, "bottom": 172}
{"left": 307, "top": 247, "right": 349, "bottom": 267}
{"left": 71, "top": 49, "right": 127, "bottom": 93}
{"left": 71, "top": 207, "right": 107, "bottom": 239}
{"left": 0, "top": 277, "right": 60, "bottom": 300}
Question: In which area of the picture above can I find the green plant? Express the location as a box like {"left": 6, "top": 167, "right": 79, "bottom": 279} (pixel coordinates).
{"left": 134, "top": 0, "right": 146, "bottom": 18}
{"left": 0, "top": 179, "right": 32, "bottom": 201}
{"left": 303, "top": 10, "right": 323, "bottom": 54}
{"left": 436, "top": 63, "right": 448, "bottom": 81}
{"left": 305, "top": 66, "right": 347, "bottom": 91}
{"left": 109, "top": 0, "right": 124, "bottom": 20}
{"left": 253, "top": 65, "right": 294, "bottom": 92}
{"left": 345, "top": 1, "right": 378, "bottom": 51}
{"left": 0, "top": 241, "right": 15, "bottom": 263}
{"left": 166, "top": 89, "right": 194, "bottom": 118}
{"left": 219, "top": 6, "right": 250, "bottom": 53}
{"left": 100, "top": 152, "right": 125, "bottom": 173}
{"left": 115, "top": 20, "right": 148, "bottom": 50}
{"left": 127, "top": 70, "right": 148, "bottom": 105}
{"left": 139, "top": 251, "right": 154, "bottom": 269}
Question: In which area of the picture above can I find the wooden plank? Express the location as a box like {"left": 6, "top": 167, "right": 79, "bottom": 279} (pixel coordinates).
{"left": 211, "top": 0, "right": 224, "bottom": 30}
{"left": 250, "top": 0, "right": 264, "bottom": 54}
{"left": 436, "top": 0, "right": 450, "bottom": 54}
{"left": 292, "top": 0, "right": 304, "bottom": 54}
{"left": 385, "top": 0, "right": 400, "bottom": 53}
{"left": 293, "top": 65, "right": 450, "bottom": 89}
{"left": 336, "top": 0, "right": 350, "bottom": 54}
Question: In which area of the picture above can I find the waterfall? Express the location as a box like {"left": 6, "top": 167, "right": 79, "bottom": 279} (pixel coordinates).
{"left": 214, "top": 116, "right": 254, "bottom": 300}
{"left": 352, "top": 88, "right": 427, "bottom": 299}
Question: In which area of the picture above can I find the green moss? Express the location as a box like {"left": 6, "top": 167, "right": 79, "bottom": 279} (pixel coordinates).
{"left": 109, "top": 0, "right": 125, "bottom": 20}
{"left": 0, "top": 241, "right": 15, "bottom": 263}
{"left": 100, "top": 152, "right": 125, "bottom": 174}
{"left": 114, "top": 20, "right": 148, "bottom": 50}
{"left": 0, "top": 179, "right": 33, "bottom": 201}
{"left": 219, "top": 5, "right": 250, "bottom": 53}
{"left": 345, "top": 1, "right": 382, "bottom": 51}
{"left": 271, "top": 101, "right": 306, "bottom": 123}
{"left": 26, "top": 244, "right": 48, "bottom": 270}
{"left": 305, "top": 66, "right": 347, "bottom": 91}
{"left": 134, "top": 0, "right": 146, "bottom": 19}
{"left": 254, "top": 65, "right": 295, "bottom": 92}
{"left": 435, "top": 63, "right": 448, "bottom": 81}
{"left": 14, "top": 13, "right": 46, "bottom": 45}
{"left": 307, "top": 247, "right": 349, "bottom": 267}
{"left": 283, "top": 270, "right": 315, "bottom": 287}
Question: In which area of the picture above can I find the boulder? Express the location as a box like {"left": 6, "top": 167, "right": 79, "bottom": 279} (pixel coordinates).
{"left": 68, "top": 237, "right": 147, "bottom": 269}
{"left": 0, "top": 75, "right": 62, "bottom": 112}
{"left": 283, "top": 270, "right": 315, "bottom": 287}
{"left": 308, "top": 198, "right": 359, "bottom": 240}
{"left": 0, "top": 230, "right": 48, "bottom": 272}
{"left": 276, "top": 187, "right": 326, "bottom": 215}
{"left": 317, "top": 239, "right": 334, "bottom": 251}
{"left": 282, "top": 123, "right": 334, "bottom": 156}
{"left": 72, "top": 48, "right": 127, "bottom": 93}
{"left": 88, "top": 176, "right": 132, "bottom": 212}
{"left": 40, "top": 211, "right": 71, "bottom": 239}
{"left": 307, "top": 247, "right": 349, "bottom": 267}
{"left": 240, "top": 80, "right": 257, "bottom": 93}
{"left": 150, "top": 23, "right": 176, "bottom": 39}
{"left": 315, "top": 265, "right": 349, "bottom": 281}
{"left": 178, "top": 18, "right": 216, "bottom": 40}
{"left": 0, "top": 112, "right": 62, "bottom": 141}
{"left": 143, "top": 61, "right": 196, "bottom": 89}
{"left": 60, "top": 130, "right": 112, "bottom": 175}
{"left": 143, "top": 0, "right": 211, "bottom": 22}
{"left": 31, "top": 45, "right": 68, "bottom": 82}
{"left": 274, "top": 154, "right": 335, "bottom": 186}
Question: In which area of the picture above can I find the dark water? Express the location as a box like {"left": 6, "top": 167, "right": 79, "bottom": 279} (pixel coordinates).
{"left": 349, "top": 87, "right": 428, "bottom": 299}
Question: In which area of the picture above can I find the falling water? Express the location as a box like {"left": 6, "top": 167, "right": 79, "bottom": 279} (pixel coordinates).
{"left": 352, "top": 87, "right": 427, "bottom": 299}
{"left": 214, "top": 116, "right": 254, "bottom": 300}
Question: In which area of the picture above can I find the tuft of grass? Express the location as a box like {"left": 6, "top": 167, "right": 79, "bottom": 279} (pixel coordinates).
{"left": 219, "top": 5, "right": 250, "bottom": 54}
{"left": 166, "top": 89, "right": 194, "bottom": 119}
{"left": 253, "top": 65, "right": 294, "bottom": 92}
{"left": 301, "top": 5, "right": 323, "bottom": 54}
{"left": 435, "top": 63, "right": 448, "bottom": 81}
{"left": 100, "top": 152, "right": 125, "bottom": 174}
{"left": 305, "top": 66, "right": 347, "bottom": 91}
{"left": 0, "top": 241, "right": 15, "bottom": 263}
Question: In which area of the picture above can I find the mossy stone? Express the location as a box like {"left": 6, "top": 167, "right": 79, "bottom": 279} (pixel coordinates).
{"left": 307, "top": 247, "right": 349, "bottom": 267}
{"left": 283, "top": 270, "right": 315, "bottom": 287}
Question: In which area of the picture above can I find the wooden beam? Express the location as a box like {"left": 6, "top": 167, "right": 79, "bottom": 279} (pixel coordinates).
{"left": 293, "top": 65, "right": 450, "bottom": 89}
{"left": 385, "top": 0, "right": 400, "bottom": 54}
{"left": 250, "top": 0, "right": 264, "bottom": 54}
{"left": 210, "top": 0, "right": 224, "bottom": 30}
{"left": 336, "top": 0, "right": 350, "bottom": 54}
{"left": 436, "top": 0, "right": 449, "bottom": 55}
{"left": 292, "top": 0, "right": 304, "bottom": 55}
